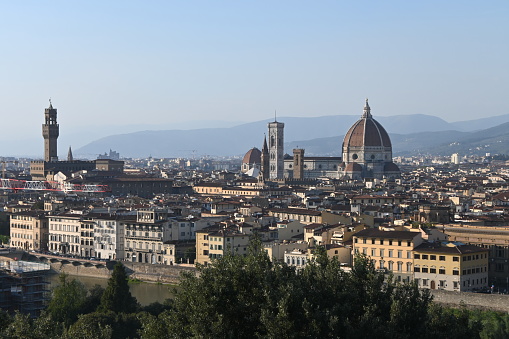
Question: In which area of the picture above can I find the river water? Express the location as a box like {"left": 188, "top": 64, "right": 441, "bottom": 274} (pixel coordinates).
{"left": 47, "top": 273, "right": 174, "bottom": 306}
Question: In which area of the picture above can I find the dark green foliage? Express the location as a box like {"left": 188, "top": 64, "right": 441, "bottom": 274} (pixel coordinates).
{"left": 140, "top": 299, "right": 172, "bottom": 316}
{"left": 65, "top": 311, "right": 142, "bottom": 339}
{"left": 46, "top": 274, "right": 88, "bottom": 327}
{"left": 2, "top": 311, "right": 63, "bottom": 339}
{"left": 138, "top": 311, "right": 172, "bottom": 339}
{"left": 81, "top": 284, "right": 105, "bottom": 314}
{"left": 0, "top": 309, "right": 12, "bottom": 332}
{"left": 98, "top": 262, "right": 139, "bottom": 314}
{"left": 5, "top": 239, "right": 509, "bottom": 338}
{"left": 165, "top": 242, "right": 467, "bottom": 338}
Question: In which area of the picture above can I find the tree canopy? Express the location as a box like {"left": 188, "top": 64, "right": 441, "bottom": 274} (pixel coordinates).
{"left": 98, "top": 262, "right": 139, "bottom": 314}
{"left": 1, "top": 242, "right": 509, "bottom": 338}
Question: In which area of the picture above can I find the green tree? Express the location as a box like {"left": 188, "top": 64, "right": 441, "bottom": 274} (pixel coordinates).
{"left": 98, "top": 262, "right": 138, "bottom": 314}
{"left": 81, "top": 284, "right": 105, "bottom": 314}
{"left": 46, "top": 273, "right": 88, "bottom": 327}
{"left": 165, "top": 240, "right": 447, "bottom": 338}
{"left": 65, "top": 311, "right": 143, "bottom": 339}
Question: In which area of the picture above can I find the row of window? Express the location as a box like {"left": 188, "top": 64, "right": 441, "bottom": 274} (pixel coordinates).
{"left": 356, "top": 238, "right": 412, "bottom": 247}
{"left": 377, "top": 260, "right": 412, "bottom": 272}
{"left": 414, "top": 266, "right": 487, "bottom": 275}
{"left": 49, "top": 235, "right": 79, "bottom": 243}
{"left": 50, "top": 224, "right": 79, "bottom": 232}
{"left": 361, "top": 248, "right": 412, "bottom": 259}
{"left": 11, "top": 223, "right": 34, "bottom": 229}
{"left": 11, "top": 233, "right": 33, "bottom": 240}
{"left": 125, "top": 231, "right": 163, "bottom": 238}
{"left": 415, "top": 254, "right": 451, "bottom": 261}
{"left": 286, "top": 256, "right": 307, "bottom": 266}
{"left": 126, "top": 242, "right": 163, "bottom": 251}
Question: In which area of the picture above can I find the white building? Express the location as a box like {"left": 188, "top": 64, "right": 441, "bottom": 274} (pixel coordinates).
{"left": 48, "top": 213, "right": 82, "bottom": 255}
{"left": 93, "top": 215, "right": 125, "bottom": 261}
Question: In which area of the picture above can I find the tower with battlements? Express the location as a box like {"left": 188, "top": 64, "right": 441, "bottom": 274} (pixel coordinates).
{"left": 42, "top": 100, "right": 59, "bottom": 162}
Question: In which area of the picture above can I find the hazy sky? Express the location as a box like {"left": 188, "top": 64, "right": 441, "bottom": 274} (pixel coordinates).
{"left": 1, "top": 1, "right": 508, "bottom": 151}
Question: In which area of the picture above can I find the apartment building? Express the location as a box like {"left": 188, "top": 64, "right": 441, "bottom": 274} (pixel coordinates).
{"left": 414, "top": 242, "right": 489, "bottom": 292}
{"left": 123, "top": 209, "right": 170, "bottom": 264}
{"left": 353, "top": 229, "right": 423, "bottom": 282}
{"left": 196, "top": 225, "right": 250, "bottom": 266}
{"left": 48, "top": 213, "right": 82, "bottom": 255}
{"left": 9, "top": 211, "right": 48, "bottom": 251}
{"left": 93, "top": 214, "right": 124, "bottom": 261}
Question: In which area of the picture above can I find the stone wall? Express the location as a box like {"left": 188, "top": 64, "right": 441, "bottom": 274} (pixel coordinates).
{"left": 47, "top": 261, "right": 197, "bottom": 284}
{"left": 122, "top": 262, "right": 197, "bottom": 284}
{"left": 49, "top": 261, "right": 112, "bottom": 279}
{"left": 431, "top": 289, "right": 509, "bottom": 312}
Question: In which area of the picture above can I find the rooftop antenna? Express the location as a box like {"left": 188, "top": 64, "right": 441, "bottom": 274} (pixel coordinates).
{"left": 274, "top": 109, "right": 277, "bottom": 122}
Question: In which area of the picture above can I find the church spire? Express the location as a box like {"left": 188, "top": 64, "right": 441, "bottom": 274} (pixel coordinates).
{"left": 362, "top": 98, "right": 372, "bottom": 118}
{"left": 262, "top": 134, "right": 268, "bottom": 152}
{"left": 67, "top": 146, "right": 73, "bottom": 161}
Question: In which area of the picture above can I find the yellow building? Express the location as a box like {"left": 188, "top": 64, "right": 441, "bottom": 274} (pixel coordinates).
{"left": 414, "top": 242, "right": 488, "bottom": 292}
{"left": 10, "top": 211, "right": 48, "bottom": 251}
{"left": 193, "top": 183, "right": 223, "bottom": 195}
{"left": 353, "top": 229, "right": 423, "bottom": 282}
{"left": 442, "top": 224, "right": 509, "bottom": 289}
{"left": 196, "top": 226, "right": 250, "bottom": 266}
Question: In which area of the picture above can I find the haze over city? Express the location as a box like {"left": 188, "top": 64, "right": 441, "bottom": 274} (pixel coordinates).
{"left": 1, "top": 1, "right": 508, "bottom": 156}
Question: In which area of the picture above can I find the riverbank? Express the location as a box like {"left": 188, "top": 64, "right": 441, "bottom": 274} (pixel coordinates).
{"left": 19, "top": 250, "right": 198, "bottom": 284}
{"left": 47, "top": 273, "right": 175, "bottom": 306}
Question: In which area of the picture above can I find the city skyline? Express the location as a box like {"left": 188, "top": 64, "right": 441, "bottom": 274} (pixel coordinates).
{"left": 1, "top": 1, "right": 508, "bottom": 156}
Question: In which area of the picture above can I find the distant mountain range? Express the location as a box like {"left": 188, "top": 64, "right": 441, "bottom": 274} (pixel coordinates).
{"left": 75, "top": 113, "right": 509, "bottom": 158}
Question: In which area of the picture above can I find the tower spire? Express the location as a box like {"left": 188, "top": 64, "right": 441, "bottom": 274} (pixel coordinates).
{"left": 274, "top": 109, "right": 277, "bottom": 122}
{"left": 67, "top": 146, "right": 73, "bottom": 161}
{"left": 362, "top": 98, "right": 372, "bottom": 118}
{"left": 262, "top": 134, "right": 268, "bottom": 152}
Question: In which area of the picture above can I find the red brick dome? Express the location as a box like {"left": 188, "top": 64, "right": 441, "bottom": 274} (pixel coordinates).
{"left": 343, "top": 99, "right": 391, "bottom": 148}
{"left": 242, "top": 147, "right": 261, "bottom": 165}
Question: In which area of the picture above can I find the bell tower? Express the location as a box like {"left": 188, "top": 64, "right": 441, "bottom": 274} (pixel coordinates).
{"left": 42, "top": 100, "right": 59, "bottom": 162}
{"left": 268, "top": 113, "right": 284, "bottom": 179}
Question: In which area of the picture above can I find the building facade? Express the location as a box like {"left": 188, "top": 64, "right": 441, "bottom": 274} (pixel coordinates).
{"left": 414, "top": 242, "right": 489, "bottom": 292}
{"left": 353, "top": 229, "right": 422, "bottom": 282}
{"left": 9, "top": 211, "right": 48, "bottom": 251}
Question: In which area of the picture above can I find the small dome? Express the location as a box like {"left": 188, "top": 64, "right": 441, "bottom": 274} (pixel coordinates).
{"left": 384, "top": 162, "right": 400, "bottom": 172}
{"left": 345, "top": 162, "right": 362, "bottom": 172}
{"left": 242, "top": 147, "right": 261, "bottom": 165}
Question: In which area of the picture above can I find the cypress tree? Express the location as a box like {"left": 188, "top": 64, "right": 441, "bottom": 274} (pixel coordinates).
{"left": 98, "top": 262, "right": 138, "bottom": 313}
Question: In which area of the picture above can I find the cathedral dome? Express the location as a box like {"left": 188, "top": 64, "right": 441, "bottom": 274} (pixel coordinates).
{"left": 343, "top": 99, "right": 391, "bottom": 148}
{"left": 242, "top": 147, "right": 261, "bottom": 165}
